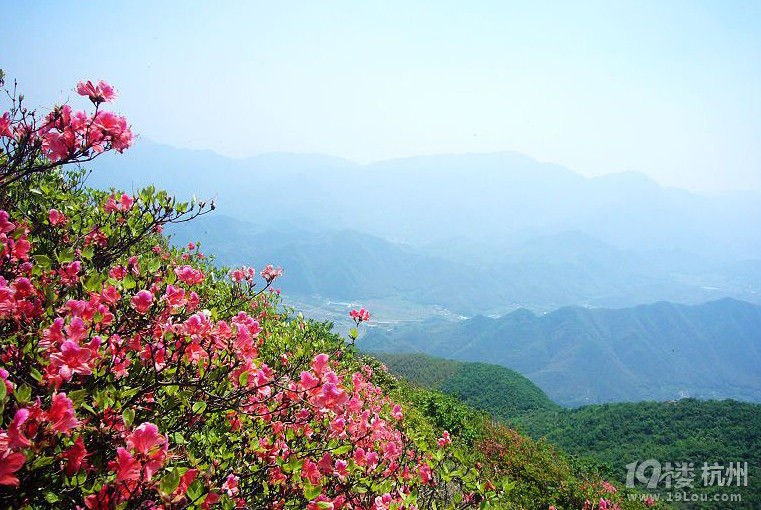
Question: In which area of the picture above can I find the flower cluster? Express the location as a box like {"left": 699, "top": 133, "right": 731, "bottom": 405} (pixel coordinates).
{"left": 0, "top": 76, "right": 498, "bottom": 510}
{"left": 1, "top": 194, "right": 469, "bottom": 508}
{"left": 350, "top": 308, "right": 370, "bottom": 325}
{"left": 1, "top": 79, "right": 132, "bottom": 188}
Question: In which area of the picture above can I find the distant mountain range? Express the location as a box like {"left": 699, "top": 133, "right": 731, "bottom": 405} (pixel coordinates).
{"left": 165, "top": 214, "right": 761, "bottom": 315}
{"left": 360, "top": 298, "right": 761, "bottom": 406}
{"left": 89, "top": 140, "right": 761, "bottom": 260}
{"left": 86, "top": 141, "right": 761, "bottom": 315}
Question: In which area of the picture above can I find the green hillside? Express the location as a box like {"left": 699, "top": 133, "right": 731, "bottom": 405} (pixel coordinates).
{"left": 513, "top": 399, "right": 761, "bottom": 510}
{"left": 372, "top": 352, "right": 761, "bottom": 510}
{"left": 373, "top": 353, "right": 559, "bottom": 420}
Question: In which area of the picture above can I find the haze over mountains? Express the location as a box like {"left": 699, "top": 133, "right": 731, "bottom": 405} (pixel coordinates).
{"left": 89, "top": 141, "right": 761, "bottom": 316}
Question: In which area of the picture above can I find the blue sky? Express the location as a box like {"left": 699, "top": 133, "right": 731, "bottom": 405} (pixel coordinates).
{"left": 3, "top": 0, "right": 760, "bottom": 191}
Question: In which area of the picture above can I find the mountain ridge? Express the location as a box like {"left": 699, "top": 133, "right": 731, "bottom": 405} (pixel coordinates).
{"left": 360, "top": 298, "right": 761, "bottom": 406}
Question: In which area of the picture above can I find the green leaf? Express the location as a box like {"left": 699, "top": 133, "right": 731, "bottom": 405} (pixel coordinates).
{"left": 28, "top": 367, "right": 42, "bottom": 382}
{"left": 84, "top": 273, "right": 102, "bottom": 293}
{"left": 57, "top": 248, "right": 75, "bottom": 263}
{"left": 316, "top": 502, "right": 333, "bottom": 509}
{"left": 303, "top": 483, "right": 322, "bottom": 500}
{"left": 122, "top": 408, "right": 135, "bottom": 427}
{"left": 160, "top": 467, "right": 181, "bottom": 495}
{"left": 16, "top": 384, "right": 31, "bottom": 404}
{"left": 31, "top": 456, "right": 54, "bottom": 469}
{"left": 192, "top": 401, "right": 207, "bottom": 414}
{"left": 123, "top": 274, "right": 136, "bottom": 290}
{"left": 332, "top": 445, "right": 352, "bottom": 456}
{"left": 69, "top": 389, "right": 88, "bottom": 403}
{"left": 187, "top": 479, "right": 204, "bottom": 501}
{"left": 35, "top": 254, "right": 52, "bottom": 269}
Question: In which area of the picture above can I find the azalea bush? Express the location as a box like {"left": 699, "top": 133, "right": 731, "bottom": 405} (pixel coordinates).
{"left": 0, "top": 75, "right": 498, "bottom": 510}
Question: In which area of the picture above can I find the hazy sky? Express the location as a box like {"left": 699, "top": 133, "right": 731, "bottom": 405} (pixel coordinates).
{"left": 3, "top": 1, "right": 761, "bottom": 192}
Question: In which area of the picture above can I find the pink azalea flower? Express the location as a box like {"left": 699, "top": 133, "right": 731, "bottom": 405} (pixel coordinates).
{"left": 0, "top": 451, "right": 26, "bottom": 486}
{"left": 84, "top": 485, "right": 116, "bottom": 510}
{"left": 437, "top": 431, "right": 451, "bottom": 448}
{"left": 100, "top": 285, "right": 121, "bottom": 304}
{"left": 316, "top": 383, "right": 349, "bottom": 412}
{"left": 301, "top": 459, "right": 321, "bottom": 485}
{"left": 11, "top": 277, "right": 34, "bottom": 299}
{"left": 260, "top": 264, "right": 283, "bottom": 283}
{"left": 222, "top": 474, "right": 240, "bottom": 496}
{"left": 173, "top": 468, "right": 198, "bottom": 496}
{"left": 46, "top": 393, "right": 80, "bottom": 433}
{"left": 330, "top": 417, "right": 345, "bottom": 437}
{"left": 174, "top": 265, "right": 204, "bottom": 285}
{"left": 353, "top": 448, "right": 367, "bottom": 466}
{"left": 96, "top": 80, "right": 117, "bottom": 102}
{"left": 7, "top": 408, "right": 32, "bottom": 448}
{"left": 187, "top": 291, "right": 200, "bottom": 311}
{"left": 300, "top": 370, "right": 320, "bottom": 390}
{"left": 119, "top": 193, "right": 133, "bottom": 211}
{"left": 10, "top": 236, "right": 31, "bottom": 261}
{"left": 162, "top": 285, "right": 187, "bottom": 309}
{"left": 0, "top": 113, "right": 12, "bottom": 138}
{"left": 113, "top": 447, "right": 141, "bottom": 481}
{"left": 48, "top": 209, "right": 66, "bottom": 226}
{"left": 0, "top": 368, "right": 13, "bottom": 395}
{"left": 417, "top": 462, "right": 433, "bottom": 484}
{"left": 350, "top": 308, "right": 370, "bottom": 323}
{"left": 76, "top": 80, "right": 117, "bottom": 104}
{"left": 230, "top": 269, "right": 245, "bottom": 283}
{"left": 109, "top": 265, "right": 127, "bottom": 279}
{"left": 131, "top": 290, "right": 154, "bottom": 314}
{"left": 65, "top": 317, "right": 89, "bottom": 342}
{"left": 58, "top": 261, "right": 81, "bottom": 285}
{"left": 126, "top": 422, "right": 166, "bottom": 455}
{"left": 91, "top": 111, "right": 132, "bottom": 152}
{"left": 49, "top": 340, "right": 93, "bottom": 381}
{"left": 41, "top": 130, "right": 74, "bottom": 162}
{"left": 201, "top": 492, "right": 220, "bottom": 510}
{"left": 335, "top": 459, "right": 348, "bottom": 478}
{"left": 61, "top": 435, "right": 89, "bottom": 476}
{"left": 143, "top": 450, "right": 166, "bottom": 481}
{"left": 311, "top": 353, "right": 330, "bottom": 375}
{"left": 0, "top": 210, "right": 14, "bottom": 233}
{"left": 104, "top": 196, "right": 119, "bottom": 213}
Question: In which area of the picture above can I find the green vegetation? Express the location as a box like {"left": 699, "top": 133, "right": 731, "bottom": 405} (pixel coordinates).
{"left": 373, "top": 354, "right": 760, "bottom": 509}
{"left": 374, "top": 353, "right": 558, "bottom": 420}
{"left": 380, "top": 375, "right": 655, "bottom": 510}
{"left": 513, "top": 399, "right": 761, "bottom": 509}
